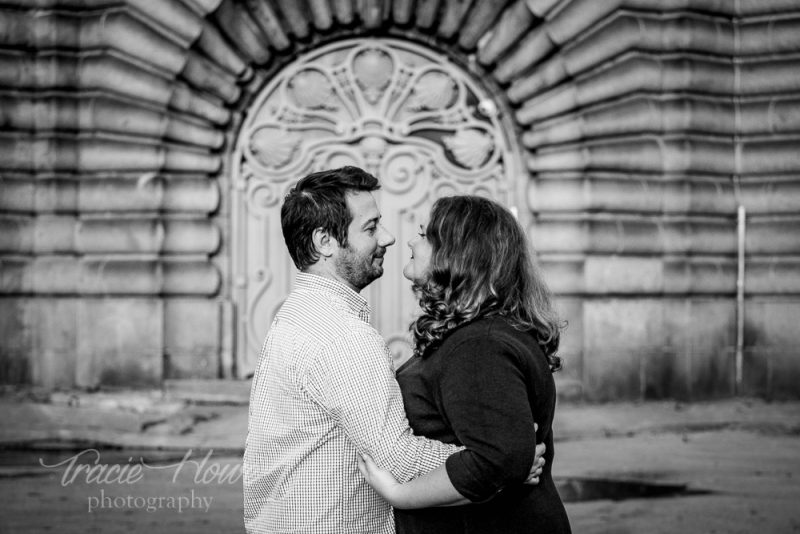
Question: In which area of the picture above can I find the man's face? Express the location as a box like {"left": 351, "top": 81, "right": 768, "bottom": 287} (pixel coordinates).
{"left": 333, "top": 191, "right": 396, "bottom": 291}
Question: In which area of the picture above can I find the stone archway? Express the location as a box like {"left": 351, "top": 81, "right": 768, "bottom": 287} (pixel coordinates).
{"left": 231, "top": 37, "right": 524, "bottom": 375}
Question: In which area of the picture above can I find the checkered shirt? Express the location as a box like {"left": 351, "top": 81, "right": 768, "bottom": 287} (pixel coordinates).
{"left": 243, "top": 272, "right": 460, "bottom": 534}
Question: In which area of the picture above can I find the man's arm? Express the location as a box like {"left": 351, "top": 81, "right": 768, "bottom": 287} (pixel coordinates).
{"left": 359, "top": 456, "right": 469, "bottom": 508}
{"left": 302, "top": 328, "right": 460, "bottom": 482}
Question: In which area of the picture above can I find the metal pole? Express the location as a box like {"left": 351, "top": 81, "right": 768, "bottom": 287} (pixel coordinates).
{"left": 735, "top": 204, "right": 746, "bottom": 395}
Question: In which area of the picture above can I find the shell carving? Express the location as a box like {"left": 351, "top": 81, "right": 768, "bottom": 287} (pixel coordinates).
{"left": 409, "top": 71, "right": 456, "bottom": 110}
{"left": 353, "top": 49, "right": 394, "bottom": 104}
{"left": 289, "top": 70, "right": 336, "bottom": 109}
{"left": 249, "top": 127, "right": 301, "bottom": 169}
{"left": 443, "top": 129, "right": 494, "bottom": 169}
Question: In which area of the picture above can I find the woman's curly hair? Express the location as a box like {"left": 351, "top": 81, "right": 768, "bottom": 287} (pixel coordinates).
{"left": 410, "top": 196, "right": 563, "bottom": 372}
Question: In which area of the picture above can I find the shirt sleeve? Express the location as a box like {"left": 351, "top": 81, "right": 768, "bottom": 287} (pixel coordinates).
{"left": 440, "top": 336, "right": 538, "bottom": 501}
{"left": 303, "top": 327, "right": 462, "bottom": 483}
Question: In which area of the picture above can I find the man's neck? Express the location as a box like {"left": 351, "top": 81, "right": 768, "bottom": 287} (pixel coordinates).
{"left": 304, "top": 263, "right": 362, "bottom": 294}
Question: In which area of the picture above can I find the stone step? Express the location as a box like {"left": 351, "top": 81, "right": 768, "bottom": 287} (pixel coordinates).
{"left": 163, "top": 379, "right": 251, "bottom": 405}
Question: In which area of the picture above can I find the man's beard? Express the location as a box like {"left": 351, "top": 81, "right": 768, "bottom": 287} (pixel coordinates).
{"left": 335, "top": 245, "right": 384, "bottom": 291}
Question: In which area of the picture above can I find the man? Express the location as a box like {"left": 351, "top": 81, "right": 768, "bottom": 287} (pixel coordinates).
{"left": 243, "top": 166, "right": 541, "bottom": 533}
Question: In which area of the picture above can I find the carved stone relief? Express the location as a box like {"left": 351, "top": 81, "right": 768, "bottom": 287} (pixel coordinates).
{"left": 232, "top": 38, "right": 522, "bottom": 376}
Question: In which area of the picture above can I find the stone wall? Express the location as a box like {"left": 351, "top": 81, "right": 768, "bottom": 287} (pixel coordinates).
{"left": 1, "top": 0, "right": 798, "bottom": 399}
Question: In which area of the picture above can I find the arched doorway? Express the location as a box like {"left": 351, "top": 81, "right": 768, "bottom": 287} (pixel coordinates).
{"left": 231, "top": 38, "right": 525, "bottom": 376}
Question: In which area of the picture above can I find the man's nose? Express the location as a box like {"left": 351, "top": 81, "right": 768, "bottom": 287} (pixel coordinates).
{"left": 378, "top": 224, "right": 395, "bottom": 247}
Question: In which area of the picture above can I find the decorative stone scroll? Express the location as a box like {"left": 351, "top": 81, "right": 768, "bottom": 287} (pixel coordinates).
{"left": 232, "top": 38, "right": 522, "bottom": 375}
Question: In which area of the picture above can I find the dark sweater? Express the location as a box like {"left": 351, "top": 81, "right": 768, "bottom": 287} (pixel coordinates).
{"left": 394, "top": 317, "right": 571, "bottom": 534}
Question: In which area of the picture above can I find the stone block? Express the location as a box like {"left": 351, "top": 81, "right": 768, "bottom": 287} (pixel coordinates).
{"left": 163, "top": 299, "right": 221, "bottom": 379}
{"left": 164, "top": 378, "right": 250, "bottom": 403}
{"left": 0, "top": 257, "right": 29, "bottom": 292}
{"left": 747, "top": 218, "right": 800, "bottom": 254}
{"left": 539, "top": 256, "right": 584, "bottom": 295}
{"left": 585, "top": 256, "right": 663, "bottom": 294}
{"left": 761, "top": 308, "right": 800, "bottom": 400}
{"left": 582, "top": 299, "right": 665, "bottom": 401}
{"left": 643, "top": 346, "right": 687, "bottom": 400}
{"left": 31, "top": 298, "right": 78, "bottom": 389}
{"left": 685, "top": 299, "right": 737, "bottom": 399}
{"left": 580, "top": 298, "right": 739, "bottom": 401}
{"left": 744, "top": 299, "right": 800, "bottom": 399}
{"left": 0, "top": 298, "right": 32, "bottom": 384}
{"left": 532, "top": 216, "right": 740, "bottom": 255}
{"left": 76, "top": 298, "right": 163, "bottom": 388}
{"left": 553, "top": 296, "right": 584, "bottom": 384}
{"left": 740, "top": 345, "right": 771, "bottom": 398}
{"left": 640, "top": 299, "right": 690, "bottom": 400}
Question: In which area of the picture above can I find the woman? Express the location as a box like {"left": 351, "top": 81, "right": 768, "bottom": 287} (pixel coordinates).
{"left": 358, "top": 195, "right": 571, "bottom": 533}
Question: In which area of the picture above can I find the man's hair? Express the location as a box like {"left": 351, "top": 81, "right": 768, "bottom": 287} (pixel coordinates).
{"left": 281, "top": 166, "right": 380, "bottom": 270}
{"left": 411, "top": 195, "right": 563, "bottom": 370}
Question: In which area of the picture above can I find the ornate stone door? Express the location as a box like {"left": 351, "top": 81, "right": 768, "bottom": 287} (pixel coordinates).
{"left": 232, "top": 38, "right": 523, "bottom": 377}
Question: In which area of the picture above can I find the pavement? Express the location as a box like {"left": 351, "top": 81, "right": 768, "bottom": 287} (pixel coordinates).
{"left": 1, "top": 380, "right": 799, "bottom": 533}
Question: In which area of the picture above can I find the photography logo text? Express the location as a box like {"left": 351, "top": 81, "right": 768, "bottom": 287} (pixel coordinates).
{"left": 39, "top": 448, "right": 241, "bottom": 513}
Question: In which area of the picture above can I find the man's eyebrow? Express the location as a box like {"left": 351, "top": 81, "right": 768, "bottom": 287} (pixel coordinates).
{"left": 361, "top": 215, "right": 381, "bottom": 229}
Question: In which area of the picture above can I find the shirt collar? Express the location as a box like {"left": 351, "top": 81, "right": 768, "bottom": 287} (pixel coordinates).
{"left": 295, "top": 272, "right": 371, "bottom": 322}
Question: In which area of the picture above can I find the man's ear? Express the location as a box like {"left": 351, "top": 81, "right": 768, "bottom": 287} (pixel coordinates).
{"left": 312, "top": 227, "right": 338, "bottom": 258}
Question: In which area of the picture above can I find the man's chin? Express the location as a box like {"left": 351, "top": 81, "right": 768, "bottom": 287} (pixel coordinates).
{"left": 357, "top": 266, "right": 384, "bottom": 289}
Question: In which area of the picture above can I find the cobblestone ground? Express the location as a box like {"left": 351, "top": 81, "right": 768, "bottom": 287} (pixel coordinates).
{"left": 1, "top": 428, "right": 799, "bottom": 534}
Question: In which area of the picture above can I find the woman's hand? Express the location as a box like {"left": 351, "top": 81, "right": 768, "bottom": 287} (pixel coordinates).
{"left": 524, "top": 442, "right": 546, "bottom": 485}
{"left": 358, "top": 453, "right": 402, "bottom": 504}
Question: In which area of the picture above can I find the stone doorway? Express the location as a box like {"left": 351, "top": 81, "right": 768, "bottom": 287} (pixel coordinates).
{"left": 231, "top": 38, "right": 525, "bottom": 377}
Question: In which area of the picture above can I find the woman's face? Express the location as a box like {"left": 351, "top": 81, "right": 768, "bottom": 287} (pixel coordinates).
{"left": 403, "top": 223, "right": 433, "bottom": 284}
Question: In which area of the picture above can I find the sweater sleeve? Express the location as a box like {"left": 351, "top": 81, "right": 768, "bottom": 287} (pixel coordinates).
{"left": 440, "top": 335, "right": 538, "bottom": 502}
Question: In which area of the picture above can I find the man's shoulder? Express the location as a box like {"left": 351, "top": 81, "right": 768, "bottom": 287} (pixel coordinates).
{"left": 278, "top": 288, "right": 375, "bottom": 339}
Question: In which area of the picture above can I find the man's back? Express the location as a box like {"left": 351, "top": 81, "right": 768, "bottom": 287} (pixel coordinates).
{"left": 244, "top": 273, "right": 430, "bottom": 534}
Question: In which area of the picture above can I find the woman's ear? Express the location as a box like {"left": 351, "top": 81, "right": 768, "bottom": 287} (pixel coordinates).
{"left": 312, "top": 227, "right": 338, "bottom": 258}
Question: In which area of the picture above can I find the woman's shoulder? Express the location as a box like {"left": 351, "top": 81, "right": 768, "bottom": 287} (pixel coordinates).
{"left": 437, "top": 316, "right": 492, "bottom": 345}
{"left": 427, "top": 319, "right": 549, "bottom": 385}
{"left": 438, "top": 317, "right": 539, "bottom": 356}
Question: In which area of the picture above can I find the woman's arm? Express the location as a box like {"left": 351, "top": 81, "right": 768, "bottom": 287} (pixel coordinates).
{"left": 357, "top": 331, "right": 546, "bottom": 509}
{"left": 358, "top": 438, "right": 546, "bottom": 509}
{"left": 438, "top": 336, "right": 541, "bottom": 501}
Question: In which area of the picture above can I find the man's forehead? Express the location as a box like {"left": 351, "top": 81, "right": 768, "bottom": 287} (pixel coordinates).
{"left": 346, "top": 191, "right": 380, "bottom": 222}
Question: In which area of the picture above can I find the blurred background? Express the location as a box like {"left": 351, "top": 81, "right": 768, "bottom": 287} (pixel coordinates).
{"left": 2, "top": 0, "right": 800, "bottom": 403}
